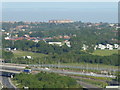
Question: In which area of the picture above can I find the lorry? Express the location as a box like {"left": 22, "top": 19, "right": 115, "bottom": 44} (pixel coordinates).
{"left": 23, "top": 69, "right": 31, "bottom": 73}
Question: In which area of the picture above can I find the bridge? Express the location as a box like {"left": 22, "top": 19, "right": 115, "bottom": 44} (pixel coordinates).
{"left": 0, "top": 69, "right": 20, "bottom": 74}
{"left": 0, "top": 63, "right": 26, "bottom": 74}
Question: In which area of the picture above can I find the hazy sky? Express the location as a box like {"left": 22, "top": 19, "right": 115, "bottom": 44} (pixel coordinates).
{"left": 2, "top": 0, "right": 119, "bottom": 2}
{"left": 2, "top": 2, "right": 118, "bottom": 23}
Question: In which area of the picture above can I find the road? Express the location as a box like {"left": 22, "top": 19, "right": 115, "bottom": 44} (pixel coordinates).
{"left": 29, "top": 64, "right": 119, "bottom": 72}
{"left": 77, "top": 81, "right": 99, "bottom": 88}
{"left": 0, "top": 72, "right": 16, "bottom": 89}
{"left": 32, "top": 68, "right": 116, "bottom": 78}
{"left": 0, "top": 81, "right": 3, "bottom": 89}
{"left": 2, "top": 76, "right": 16, "bottom": 88}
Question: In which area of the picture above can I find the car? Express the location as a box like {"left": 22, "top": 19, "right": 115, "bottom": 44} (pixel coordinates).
{"left": 45, "top": 67, "right": 50, "bottom": 70}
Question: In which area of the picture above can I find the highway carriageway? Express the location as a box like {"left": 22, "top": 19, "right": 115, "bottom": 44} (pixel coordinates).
{"left": 0, "top": 70, "right": 20, "bottom": 74}
{"left": 29, "top": 64, "right": 119, "bottom": 71}
{"left": 0, "top": 65, "right": 26, "bottom": 71}
{"left": 0, "top": 63, "right": 28, "bottom": 67}
{"left": 32, "top": 68, "right": 116, "bottom": 78}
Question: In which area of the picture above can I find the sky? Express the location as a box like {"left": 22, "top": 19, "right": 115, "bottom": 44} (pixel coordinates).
{"left": 1, "top": 0, "right": 119, "bottom": 2}
{"left": 2, "top": 2, "right": 118, "bottom": 23}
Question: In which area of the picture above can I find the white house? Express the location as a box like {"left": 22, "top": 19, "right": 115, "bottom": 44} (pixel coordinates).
{"left": 64, "top": 40, "right": 71, "bottom": 47}
{"left": 13, "top": 48, "right": 17, "bottom": 51}
{"left": 1, "top": 29, "right": 5, "bottom": 32}
{"left": 82, "top": 44, "right": 88, "bottom": 50}
{"left": 5, "top": 37, "right": 10, "bottom": 40}
{"left": 5, "top": 48, "right": 11, "bottom": 51}
{"left": 33, "top": 40, "right": 39, "bottom": 43}
{"left": 106, "top": 44, "right": 113, "bottom": 50}
{"left": 48, "top": 42, "right": 62, "bottom": 46}
{"left": 6, "top": 33, "right": 10, "bottom": 36}
{"left": 23, "top": 56, "right": 32, "bottom": 59}
{"left": 100, "top": 45, "right": 106, "bottom": 50}
{"left": 109, "top": 24, "right": 115, "bottom": 27}
{"left": 106, "top": 86, "right": 120, "bottom": 89}
{"left": 94, "top": 45, "right": 98, "bottom": 50}
{"left": 98, "top": 44, "right": 106, "bottom": 50}
{"left": 114, "top": 44, "right": 119, "bottom": 49}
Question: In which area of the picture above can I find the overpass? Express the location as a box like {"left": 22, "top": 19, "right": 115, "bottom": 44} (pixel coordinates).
{"left": 0, "top": 63, "right": 26, "bottom": 74}
{"left": 0, "top": 69, "right": 20, "bottom": 74}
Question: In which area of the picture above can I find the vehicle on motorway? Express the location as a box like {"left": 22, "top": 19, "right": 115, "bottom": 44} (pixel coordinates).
{"left": 23, "top": 69, "right": 31, "bottom": 73}
{"left": 45, "top": 67, "right": 50, "bottom": 70}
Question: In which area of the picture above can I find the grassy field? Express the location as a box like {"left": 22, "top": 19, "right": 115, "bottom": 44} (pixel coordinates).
{"left": 91, "top": 50, "right": 118, "bottom": 56}
{"left": 13, "top": 50, "right": 47, "bottom": 58}
{"left": 12, "top": 50, "right": 118, "bottom": 69}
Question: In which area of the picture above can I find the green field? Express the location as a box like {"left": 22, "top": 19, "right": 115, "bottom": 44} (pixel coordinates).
{"left": 13, "top": 50, "right": 118, "bottom": 69}
{"left": 91, "top": 50, "right": 118, "bottom": 56}
{"left": 13, "top": 50, "right": 47, "bottom": 58}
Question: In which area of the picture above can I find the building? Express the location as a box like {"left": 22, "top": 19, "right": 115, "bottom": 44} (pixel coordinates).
{"left": 23, "top": 56, "right": 32, "bottom": 59}
{"left": 106, "top": 44, "right": 113, "bottom": 50}
{"left": 106, "top": 86, "right": 120, "bottom": 89}
{"left": 48, "top": 42, "right": 63, "bottom": 46}
{"left": 98, "top": 44, "right": 106, "bottom": 50}
{"left": 82, "top": 44, "right": 88, "bottom": 50}
{"left": 114, "top": 44, "right": 119, "bottom": 49}
{"left": 49, "top": 20, "right": 74, "bottom": 23}
{"left": 64, "top": 40, "right": 71, "bottom": 47}
{"left": 5, "top": 37, "right": 10, "bottom": 40}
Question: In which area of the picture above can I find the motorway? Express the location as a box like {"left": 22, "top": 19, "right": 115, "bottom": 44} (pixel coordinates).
{"left": 0, "top": 63, "right": 117, "bottom": 89}
{"left": 0, "top": 63, "right": 116, "bottom": 78}
{"left": 32, "top": 68, "right": 116, "bottom": 78}
{"left": 29, "top": 64, "right": 119, "bottom": 71}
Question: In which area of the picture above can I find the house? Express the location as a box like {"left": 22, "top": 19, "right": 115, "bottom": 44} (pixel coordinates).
{"left": 48, "top": 42, "right": 62, "bottom": 46}
{"left": 5, "top": 48, "right": 11, "bottom": 51}
{"left": 106, "top": 44, "right": 113, "bottom": 50}
{"left": 109, "top": 24, "right": 115, "bottom": 27}
{"left": 94, "top": 45, "right": 98, "bottom": 50}
{"left": 114, "top": 44, "right": 119, "bottom": 49}
{"left": 82, "top": 44, "right": 88, "bottom": 50}
{"left": 64, "top": 40, "right": 71, "bottom": 47}
{"left": 5, "top": 37, "right": 10, "bottom": 40}
{"left": 1, "top": 29, "right": 5, "bottom": 32}
{"left": 23, "top": 56, "right": 32, "bottom": 59}
{"left": 6, "top": 33, "right": 10, "bottom": 36}
{"left": 13, "top": 48, "right": 17, "bottom": 51}
{"left": 106, "top": 86, "right": 120, "bottom": 89}
{"left": 98, "top": 44, "right": 106, "bottom": 50}
{"left": 33, "top": 39, "right": 39, "bottom": 43}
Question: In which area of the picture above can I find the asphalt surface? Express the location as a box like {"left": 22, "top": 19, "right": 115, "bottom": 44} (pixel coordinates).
{"left": 29, "top": 64, "right": 119, "bottom": 71}
{"left": 32, "top": 68, "right": 116, "bottom": 78}
{"left": 77, "top": 81, "right": 99, "bottom": 88}
{"left": 2, "top": 76, "right": 15, "bottom": 88}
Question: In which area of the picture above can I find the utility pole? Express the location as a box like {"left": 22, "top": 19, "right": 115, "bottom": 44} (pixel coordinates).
{"left": 86, "top": 63, "right": 88, "bottom": 72}
{"left": 97, "top": 64, "right": 98, "bottom": 70}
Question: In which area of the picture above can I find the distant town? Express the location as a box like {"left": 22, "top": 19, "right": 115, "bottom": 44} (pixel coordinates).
{"left": 2, "top": 20, "right": 119, "bottom": 51}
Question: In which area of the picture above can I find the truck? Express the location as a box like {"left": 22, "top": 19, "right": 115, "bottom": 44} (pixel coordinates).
{"left": 23, "top": 69, "right": 31, "bottom": 73}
